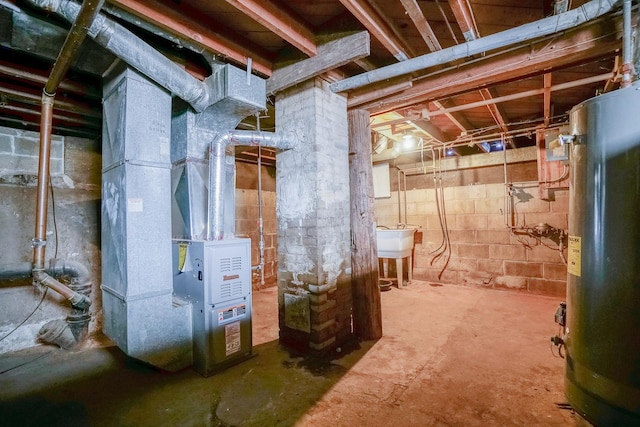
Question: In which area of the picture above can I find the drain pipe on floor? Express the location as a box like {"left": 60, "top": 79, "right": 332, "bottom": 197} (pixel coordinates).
{"left": 29, "top": 0, "right": 105, "bottom": 346}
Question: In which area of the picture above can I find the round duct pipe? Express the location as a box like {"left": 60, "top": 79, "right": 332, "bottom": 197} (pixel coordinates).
{"left": 565, "top": 83, "right": 640, "bottom": 425}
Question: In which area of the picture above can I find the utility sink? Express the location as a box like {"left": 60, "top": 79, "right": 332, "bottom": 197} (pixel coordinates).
{"left": 376, "top": 228, "right": 416, "bottom": 258}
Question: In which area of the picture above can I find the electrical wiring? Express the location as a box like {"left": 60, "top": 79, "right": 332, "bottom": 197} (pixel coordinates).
{"left": 428, "top": 148, "right": 452, "bottom": 279}
{"left": 0, "top": 176, "right": 59, "bottom": 344}
{"left": 0, "top": 288, "right": 48, "bottom": 343}
{"left": 0, "top": 349, "right": 52, "bottom": 375}
{"left": 49, "top": 175, "right": 59, "bottom": 258}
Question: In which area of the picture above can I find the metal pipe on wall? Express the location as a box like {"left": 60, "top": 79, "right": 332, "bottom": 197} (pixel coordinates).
{"left": 256, "top": 114, "right": 265, "bottom": 286}
{"left": 207, "top": 130, "right": 295, "bottom": 241}
{"left": 330, "top": 0, "right": 618, "bottom": 93}
{"left": 208, "top": 140, "right": 227, "bottom": 241}
{"left": 30, "top": 0, "right": 103, "bottom": 311}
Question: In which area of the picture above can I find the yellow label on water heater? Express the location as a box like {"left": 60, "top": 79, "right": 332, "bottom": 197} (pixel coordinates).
{"left": 567, "top": 235, "right": 581, "bottom": 277}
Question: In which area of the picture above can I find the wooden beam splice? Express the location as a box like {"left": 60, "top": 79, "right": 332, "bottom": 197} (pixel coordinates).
{"left": 266, "top": 31, "right": 370, "bottom": 95}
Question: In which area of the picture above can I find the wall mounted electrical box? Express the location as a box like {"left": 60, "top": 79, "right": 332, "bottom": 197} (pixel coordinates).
{"left": 543, "top": 128, "right": 570, "bottom": 162}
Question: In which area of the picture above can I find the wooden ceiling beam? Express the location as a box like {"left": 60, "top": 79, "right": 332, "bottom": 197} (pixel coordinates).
{"left": 0, "top": 60, "right": 101, "bottom": 99}
{"left": 400, "top": 0, "right": 442, "bottom": 51}
{"left": 447, "top": 0, "right": 509, "bottom": 137}
{"left": 409, "top": 118, "right": 449, "bottom": 142}
{"left": 338, "top": 0, "right": 412, "bottom": 61}
{"left": 448, "top": 0, "right": 479, "bottom": 42}
{"left": 424, "top": 73, "right": 612, "bottom": 116}
{"left": 107, "top": 0, "right": 273, "bottom": 76}
{"left": 0, "top": 85, "right": 102, "bottom": 118}
{"left": 224, "top": 0, "right": 317, "bottom": 57}
{"left": 432, "top": 99, "right": 473, "bottom": 133}
{"left": 355, "top": 20, "right": 620, "bottom": 114}
{"left": 266, "top": 32, "right": 370, "bottom": 95}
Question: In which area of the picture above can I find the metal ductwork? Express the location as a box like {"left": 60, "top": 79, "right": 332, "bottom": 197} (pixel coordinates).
{"left": 0, "top": 3, "right": 114, "bottom": 75}
{"left": 27, "top": 0, "right": 294, "bottom": 374}
{"left": 28, "top": 0, "right": 210, "bottom": 112}
{"left": 207, "top": 130, "right": 296, "bottom": 241}
{"left": 330, "top": 0, "right": 619, "bottom": 93}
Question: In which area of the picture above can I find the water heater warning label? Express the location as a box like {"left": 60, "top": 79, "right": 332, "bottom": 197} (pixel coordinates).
{"left": 567, "top": 235, "right": 581, "bottom": 277}
{"left": 225, "top": 321, "right": 241, "bottom": 356}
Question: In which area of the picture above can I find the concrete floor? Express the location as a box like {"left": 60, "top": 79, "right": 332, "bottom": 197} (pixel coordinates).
{"left": 0, "top": 282, "right": 588, "bottom": 426}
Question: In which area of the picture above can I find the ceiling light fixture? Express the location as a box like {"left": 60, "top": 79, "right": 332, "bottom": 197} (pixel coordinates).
{"left": 402, "top": 132, "right": 418, "bottom": 150}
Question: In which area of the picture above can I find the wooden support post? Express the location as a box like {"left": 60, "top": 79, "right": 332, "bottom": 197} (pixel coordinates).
{"left": 348, "top": 109, "right": 383, "bottom": 340}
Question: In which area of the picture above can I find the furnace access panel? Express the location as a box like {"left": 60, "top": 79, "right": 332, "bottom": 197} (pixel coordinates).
{"left": 172, "top": 238, "right": 252, "bottom": 376}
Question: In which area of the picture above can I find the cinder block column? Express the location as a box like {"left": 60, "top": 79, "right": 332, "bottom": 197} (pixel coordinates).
{"left": 275, "top": 78, "right": 352, "bottom": 351}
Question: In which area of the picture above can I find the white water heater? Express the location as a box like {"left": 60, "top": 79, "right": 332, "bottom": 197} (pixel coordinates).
{"left": 172, "top": 238, "right": 252, "bottom": 376}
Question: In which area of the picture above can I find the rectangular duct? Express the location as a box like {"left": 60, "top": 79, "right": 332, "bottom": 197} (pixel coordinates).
{"left": 101, "top": 64, "right": 192, "bottom": 371}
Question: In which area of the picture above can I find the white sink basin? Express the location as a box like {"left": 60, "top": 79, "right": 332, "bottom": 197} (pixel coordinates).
{"left": 376, "top": 228, "right": 416, "bottom": 258}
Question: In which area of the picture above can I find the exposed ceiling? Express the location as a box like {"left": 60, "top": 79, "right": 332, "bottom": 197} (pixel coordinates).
{"left": 0, "top": 0, "right": 627, "bottom": 165}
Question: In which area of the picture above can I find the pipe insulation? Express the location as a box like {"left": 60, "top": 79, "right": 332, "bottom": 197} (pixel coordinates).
{"left": 28, "top": 0, "right": 211, "bottom": 112}
{"left": 330, "top": 0, "right": 619, "bottom": 93}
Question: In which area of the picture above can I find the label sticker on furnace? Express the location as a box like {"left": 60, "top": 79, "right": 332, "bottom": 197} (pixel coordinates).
{"left": 225, "top": 321, "right": 241, "bottom": 356}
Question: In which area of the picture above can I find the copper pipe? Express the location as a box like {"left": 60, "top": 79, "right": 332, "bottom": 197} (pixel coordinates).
{"left": 31, "top": 0, "right": 105, "bottom": 307}
{"left": 44, "top": 0, "right": 106, "bottom": 97}
{"left": 32, "top": 94, "right": 54, "bottom": 270}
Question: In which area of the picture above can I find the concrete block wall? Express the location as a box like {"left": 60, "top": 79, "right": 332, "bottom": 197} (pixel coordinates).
{"left": 375, "top": 164, "right": 568, "bottom": 297}
{"left": 0, "top": 127, "right": 64, "bottom": 184}
{"left": 0, "top": 126, "right": 102, "bottom": 353}
{"left": 276, "top": 78, "right": 352, "bottom": 351}
{"left": 235, "top": 188, "right": 278, "bottom": 289}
